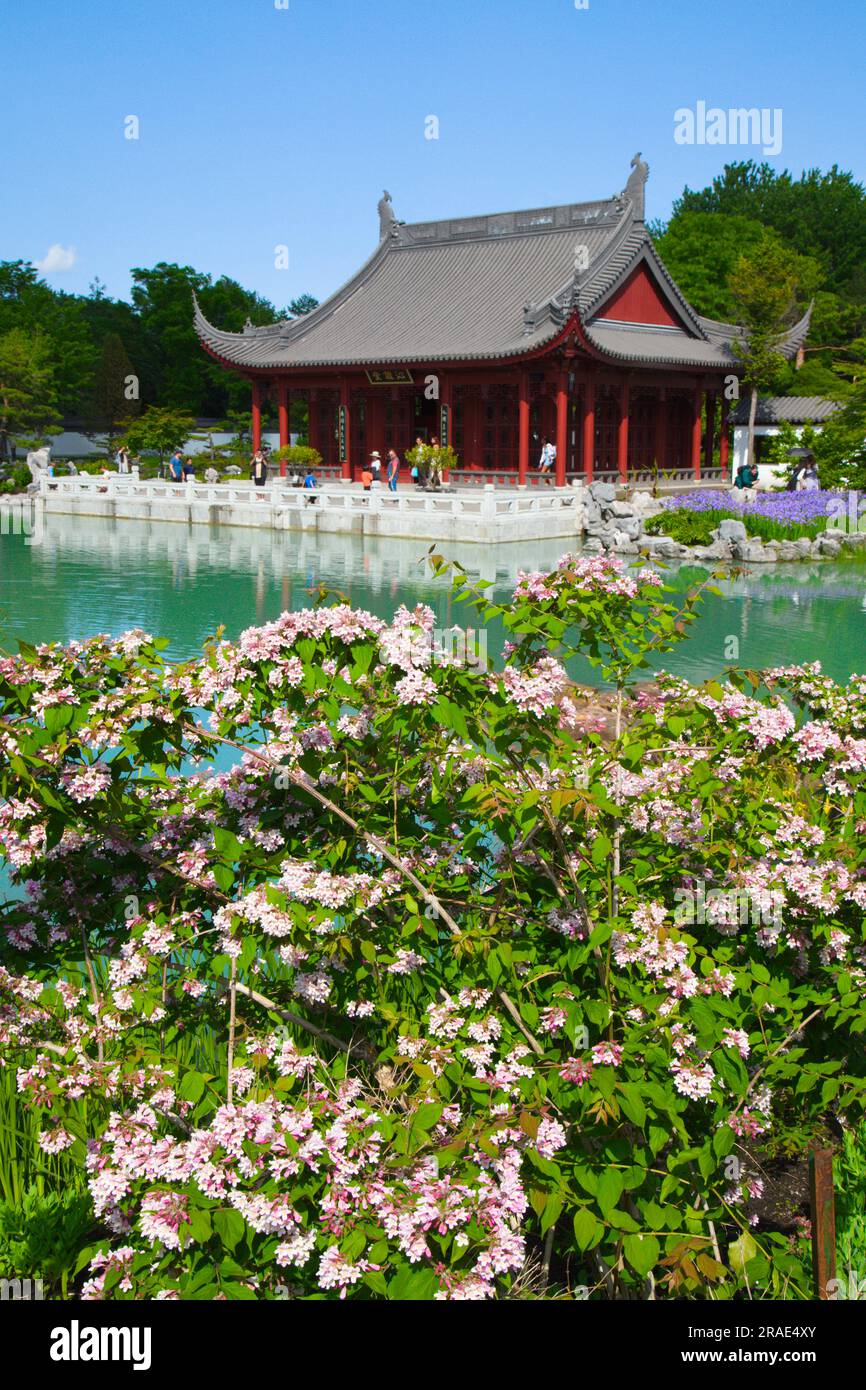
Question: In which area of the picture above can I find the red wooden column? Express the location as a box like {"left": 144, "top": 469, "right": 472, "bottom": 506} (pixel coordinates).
{"left": 307, "top": 390, "right": 319, "bottom": 458}
{"left": 555, "top": 372, "right": 568, "bottom": 487}
{"left": 617, "top": 381, "right": 630, "bottom": 482}
{"left": 704, "top": 391, "right": 716, "bottom": 475}
{"left": 719, "top": 395, "right": 730, "bottom": 479}
{"left": 277, "top": 381, "right": 290, "bottom": 470}
{"left": 654, "top": 388, "right": 667, "bottom": 471}
{"left": 251, "top": 379, "right": 263, "bottom": 454}
{"left": 339, "top": 378, "right": 351, "bottom": 481}
{"left": 691, "top": 386, "right": 703, "bottom": 480}
{"left": 581, "top": 380, "right": 595, "bottom": 483}
{"left": 518, "top": 371, "right": 530, "bottom": 486}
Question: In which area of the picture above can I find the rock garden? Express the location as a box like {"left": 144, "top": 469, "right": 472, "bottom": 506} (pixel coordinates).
{"left": 577, "top": 484, "right": 866, "bottom": 564}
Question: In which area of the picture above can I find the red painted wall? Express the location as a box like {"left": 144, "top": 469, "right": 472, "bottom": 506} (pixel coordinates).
{"left": 596, "top": 266, "right": 684, "bottom": 329}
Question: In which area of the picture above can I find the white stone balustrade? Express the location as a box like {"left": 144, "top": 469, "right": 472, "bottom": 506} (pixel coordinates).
{"left": 37, "top": 476, "right": 580, "bottom": 544}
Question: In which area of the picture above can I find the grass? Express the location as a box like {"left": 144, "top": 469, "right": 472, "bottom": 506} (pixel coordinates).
{"left": 836, "top": 1119, "right": 866, "bottom": 1290}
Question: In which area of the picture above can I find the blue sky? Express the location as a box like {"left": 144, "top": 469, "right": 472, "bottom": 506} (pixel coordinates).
{"left": 3, "top": 0, "right": 864, "bottom": 310}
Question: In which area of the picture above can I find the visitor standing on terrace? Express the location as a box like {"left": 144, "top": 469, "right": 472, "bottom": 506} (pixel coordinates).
{"left": 428, "top": 436, "right": 441, "bottom": 489}
{"left": 251, "top": 450, "right": 268, "bottom": 488}
{"left": 386, "top": 448, "right": 400, "bottom": 492}
{"left": 169, "top": 449, "right": 184, "bottom": 482}
{"left": 413, "top": 436, "right": 428, "bottom": 487}
{"left": 539, "top": 438, "right": 556, "bottom": 482}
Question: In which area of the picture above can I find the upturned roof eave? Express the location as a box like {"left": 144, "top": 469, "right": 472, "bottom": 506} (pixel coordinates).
{"left": 195, "top": 314, "right": 578, "bottom": 374}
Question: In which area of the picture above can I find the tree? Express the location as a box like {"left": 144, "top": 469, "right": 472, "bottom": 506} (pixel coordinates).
{"left": 130, "top": 264, "right": 279, "bottom": 418}
{"left": 654, "top": 213, "right": 776, "bottom": 322}
{"left": 120, "top": 405, "right": 196, "bottom": 463}
{"left": 813, "top": 356, "right": 866, "bottom": 487}
{"left": 84, "top": 332, "right": 140, "bottom": 446}
{"left": 728, "top": 241, "right": 806, "bottom": 469}
{"left": 674, "top": 161, "right": 866, "bottom": 298}
{"left": 0, "top": 327, "right": 59, "bottom": 462}
{"left": 287, "top": 293, "right": 319, "bottom": 317}
{"left": 0, "top": 261, "right": 96, "bottom": 417}
{"left": 664, "top": 165, "right": 866, "bottom": 401}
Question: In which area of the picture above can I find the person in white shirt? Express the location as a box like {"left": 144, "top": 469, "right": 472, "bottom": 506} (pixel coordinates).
{"left": 538, "top": 439, "right": 556, "bottom": 479}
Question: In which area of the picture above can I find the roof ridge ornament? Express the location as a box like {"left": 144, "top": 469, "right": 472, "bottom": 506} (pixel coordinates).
{"left": 623, "top": 152, "right": 649, "bottom": 221}
{"left": 378, "top": 189, "right": 404, "bottom": 242}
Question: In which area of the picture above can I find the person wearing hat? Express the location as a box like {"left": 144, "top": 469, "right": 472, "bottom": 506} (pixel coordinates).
{"left": 369, "top": 450, "right": 382, "bottom": 485}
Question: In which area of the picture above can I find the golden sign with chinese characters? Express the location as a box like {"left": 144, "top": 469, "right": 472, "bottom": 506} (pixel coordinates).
{"left": 365, "top": 369, "right": 414, "bottom": 385}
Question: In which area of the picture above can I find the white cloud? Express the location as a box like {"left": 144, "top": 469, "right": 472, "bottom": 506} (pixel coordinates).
{"left": 34, "top": 244, "right": 77, "bottom": 274}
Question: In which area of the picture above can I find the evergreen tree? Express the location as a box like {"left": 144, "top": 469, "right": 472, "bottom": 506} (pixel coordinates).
{"left": 0, "top": 328, "right": 59, "bottom": 462}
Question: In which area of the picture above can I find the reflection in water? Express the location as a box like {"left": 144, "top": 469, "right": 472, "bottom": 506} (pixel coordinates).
{"left": 0, "top": 514, "right": 864, "bottom": 687}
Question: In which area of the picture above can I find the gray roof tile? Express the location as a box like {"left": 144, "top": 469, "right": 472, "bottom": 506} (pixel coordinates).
{"left": 729, "top": 395, "right": 843, "bottom": 425}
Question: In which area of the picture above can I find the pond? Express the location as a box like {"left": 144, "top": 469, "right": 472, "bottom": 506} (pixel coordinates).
{"left": 1, "top": 513, "right": 865, "bottom": 687}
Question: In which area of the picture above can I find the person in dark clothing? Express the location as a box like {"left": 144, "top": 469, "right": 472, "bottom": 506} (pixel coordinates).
{"left": 251, "top": 451, "right": 268, "bottom": 487}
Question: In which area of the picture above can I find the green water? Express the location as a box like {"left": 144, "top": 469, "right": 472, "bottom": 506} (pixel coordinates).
{"left": 1, "top": 514, "right": 865, "bottom": 686}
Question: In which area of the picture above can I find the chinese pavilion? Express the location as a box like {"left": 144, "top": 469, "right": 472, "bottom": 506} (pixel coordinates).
{"left": 193, "top": 156, "right": 811, "bottom": 485}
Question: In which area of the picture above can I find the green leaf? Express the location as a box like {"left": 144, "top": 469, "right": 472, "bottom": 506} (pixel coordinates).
{"left": 624, "top": 1233, "right": 660, "bottom": 1277}
{"left": 728, "top": 1232, "right": 758, "bottom": 1275}
{"left": 596, "top": 1169, "right": 624, "bottom": 1215}
{"left": 388, "top": 1264, "right": 440, "bottom": 1301}
{"left": 44, "top": 704, "right": 74, "bottom": 735}
{"left": 540, "top": 1190, "right": 565, "bottom": 1235}
{"left": 213, "top": 826, "right": 243, "bottom": 861}
{"left": 573, "top": 1207, "right": 602, "bottom": 1252}
{"left": 213, "top": 863, "right": 235, "bottom": 894}
{"left": 618, "top": 1083, "right": 646, "bottom": 1127}
{"left": 592, "top": 834, "right": 612, "bottom": 865}
{"left": 412, "top": 1102, "right": 443, "bottom": 1133}
{"left": 179, "top": 1071, "right": 206, "bottom": 1104}
{"left": 213, "top": 1207, "right": 246, "bottom": 1252}
{"left": 186, "top": 1206, "right": 213, "bottom": 1244}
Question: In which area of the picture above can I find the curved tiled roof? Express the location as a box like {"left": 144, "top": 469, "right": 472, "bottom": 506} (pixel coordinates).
{"left": 193, "top": 167, "right": 813, "bottom": 373}
{"left": 729, "top": 395, "right": 842, "bottom": 425}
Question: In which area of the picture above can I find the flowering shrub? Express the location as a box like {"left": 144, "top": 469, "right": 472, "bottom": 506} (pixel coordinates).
{"left": 1, "top": 554, "right": 865, "bottom": 1299}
